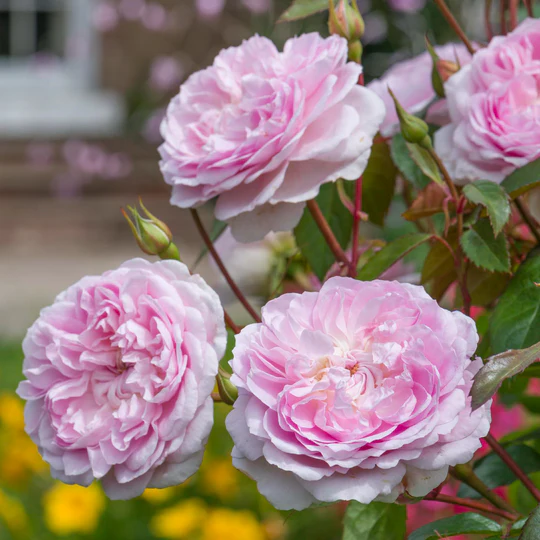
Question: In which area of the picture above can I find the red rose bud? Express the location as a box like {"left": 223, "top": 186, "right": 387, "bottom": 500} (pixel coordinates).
{"left": 388, "top": 87, "right": 432, "bottom": 148}
{"left": 122, "top": 198, "right": 180, "bottom": 260}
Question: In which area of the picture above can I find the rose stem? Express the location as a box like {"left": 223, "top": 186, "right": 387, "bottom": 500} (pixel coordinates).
{"left": 451, "top": 464, "right": 518, "bottom": 514}
{"left": 500, "top": 0, "right": 508, "bottom": 34}
{"left": 349, "top": 177, "right": 363, "bottom": 277}
{"left": 424, "top": 493, "right": 518, "bottom": 521}
{"left": 224, "top": 311, "right": 241, "bottom": 334}
{"left": 509, "top": 0, "right": 519, "bottom": 29}
{"left": 432, "top": 0, "right": 476, "bottom": 55}
{"left": 485, "top": 0, "right": 494, "bottom": 39}
{"left": 190, "top": 208, "right": 262, "bottom": 323}
{"left": 514, "top": 197, "right": 540, "bottom": 244}
{"left": 427, "top": 148, "right": 471, "bottom": 316}
{"left": 527, "top": 0, "right": 535, "bottom": 17}
{"left": 306, "top": 199, "right": 350, "bottom": 267}
{"left": 485, "top": 433, "right": 540, "bottom": 502}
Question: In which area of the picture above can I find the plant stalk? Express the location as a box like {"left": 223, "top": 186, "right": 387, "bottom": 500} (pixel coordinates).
{"left": 424, "top": 493, "right": 518, "bottom": 521}
{"left": 350, "top": 177, "right": 363, "bottom": 277}
{"left": 190, "top": 209, "right": 261, "bottom": 323}
{"left": 515, "top": 197, "right": 540, "bottom": 244}
{"left": 432, "top": 0, "right": 476, "bottom": 55}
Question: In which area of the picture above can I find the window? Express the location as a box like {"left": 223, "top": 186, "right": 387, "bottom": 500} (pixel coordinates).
{"left": 0, "top": 0, "right": 123, "bottom": 137}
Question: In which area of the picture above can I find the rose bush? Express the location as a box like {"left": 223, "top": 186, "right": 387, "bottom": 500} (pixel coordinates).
{"left": 17, "top": 258, "right": 226, "bottom": 499}
{"left": 159, "top": 33, "right": 385, "bottom": 241}
{"left": 226, "top": 278, "right": 491, "bottom": 510}
{"left": 435, "top": 18, "right": 540, "bottom": 183}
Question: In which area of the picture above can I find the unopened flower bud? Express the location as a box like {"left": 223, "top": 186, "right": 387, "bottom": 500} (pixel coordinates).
{"left": 437, "top": 58, "right": 460, "bottom": 82}
{"left": 425, "top": 36, "right": 445, "bottom": 98}
{"left": 216, "top": 367, "right": 238, "bottom": 405}
{"left": 122, "top": 198, "right": 179, "bottom": 259}
{"left": 388, "top": 87, "right": 432, "bottom": 147}
{"left": 328, "top": 0, "right": 365, "bottom": 42}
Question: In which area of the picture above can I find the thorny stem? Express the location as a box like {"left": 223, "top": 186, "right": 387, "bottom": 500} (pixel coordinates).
{"left": 485, "top": 433, "right": 540, "bottom": 502}
{"left": 514, "top": 197, "right": 540, "bottom": 244}
{"left": 350, "top": 177, "right": 363, "bottom": 277}
{"left": 190, "top": 209, "right": 262, "bottom": 323}
{"left": 306, "top": 199, "right": 350, "bottom": 268}
{"left": 485, "top": 0, "right": 494, "bottom": 39}
{"left": 451, "top": 464, "right": 518, "bottom": 515}
{"left": 432, "top": 0, "right": 476, "bottom": 55}
{"left": 509, "top": 0, "right": 519, "bottom": 29}
{"left": 424, "top": 493, "right": 518, "bottom": 521}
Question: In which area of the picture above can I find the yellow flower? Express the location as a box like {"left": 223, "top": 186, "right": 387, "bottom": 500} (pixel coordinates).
{"left": 43, "top": 482, "right": 105, "bottom": 535}
{"left": 0, "top": 488, "right": 29, "bottom": 536}
{"left": 0, "top": 393, "right": 25, "bottom": 431}
{"left": 0, "top": 432, "right": 47, "bottom": 485}
{"left": 150, "top": 498, "right": 207, "bottom": 539}
{"left": 200, "top": 457, "right": 239, "bottom": 500}
{"left": 203, "top": 508, "right": 266, "bottom": 540}
{"left": 141, "top": 486, "right": 178, "bottom": 505}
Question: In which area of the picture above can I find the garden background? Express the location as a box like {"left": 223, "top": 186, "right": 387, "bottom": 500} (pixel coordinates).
{"left": 1, "top": 1, "right": 535, "bottom": 539}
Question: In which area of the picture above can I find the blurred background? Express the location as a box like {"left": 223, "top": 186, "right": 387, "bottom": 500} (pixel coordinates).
{"left": 0, "top": 1, "right": 500, "bottom": 539}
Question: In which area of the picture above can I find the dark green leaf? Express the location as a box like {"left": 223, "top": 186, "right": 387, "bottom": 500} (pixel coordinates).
{"left": 471, "top": 341, "right": 540, "bottom": 410}
{"left": 456, "top": 266, "right": 509, "bottom": 308}
{"left": 520, "top": 505, "right": 540, "bottom": 539}
{"left": 460, "top": 218, "right": 511, "bottom": 273}
{"left": 343, "top": 502, "right": 406, "bottom": 540}
{"left": 360, "top": 142, "right": 397, "bottom": 226}
{"left": 357, "top": 233, "right": 432, "bottom": 281}
{"left": 278, "top": 0, "right": 328, "bottom": 21}
{"left": 421, "top": 230, "right": 457, "bottom": 300}
{"left": 501, "top": 426, "right": 540, "bottom": 446}
{"left": 406, "top": 143, "right": 443, "bottom": 186}
{"left": 390, "top": 134, "right": 431, "bottom": 189}
{"left": 408, "top": 513, "right": 502, "bottom": 540}
{"left": 490, "top": 250, "right": 540, "bottom": 353}
{"left": 458, "top": 445, "right": 540, "bottom": 499}
{"left": 502, "top": 158, "right": 540, "bottom": 198}
{"left": 295, "top": 182, "right": 352, "bottom": 281}
{"left": 463, "top": 180, "right": 511, "bottom": 236}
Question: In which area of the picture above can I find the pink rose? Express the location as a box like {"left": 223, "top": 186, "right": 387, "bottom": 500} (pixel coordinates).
{"left": 226, "top": 278, "right": 491, "bottom": 510}
{"left": 159, "top": 34, "right": 385, "bottom": 242}
{"left": 17, "top": 259, "right": 226, "bottom": 499}
{"left": 435, "top": 19, "right": 540, "bottom": 184}
{"left": 367, "top": 43, "right": 473, "bottom": 137}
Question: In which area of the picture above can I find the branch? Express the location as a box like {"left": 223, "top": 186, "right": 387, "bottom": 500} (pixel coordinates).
{"left": 432, "top": 0, "right": 476, "bottom": 55}
{"left": 424, "top": 493, "right": 518, "bottom": 521}
{"left": 350, "top": 177, "right": 363, "bottom": 277}
{"left": 190, "top": 209, "right": 262, "bottom": 323}
{"left": 514, "top": 197, "right": 540, "bottom": 244}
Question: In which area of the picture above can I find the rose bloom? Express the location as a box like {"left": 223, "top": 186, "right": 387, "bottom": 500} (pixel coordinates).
{"left": 17, "top": 259, "right": 226, "bottom": 499}
{"left": 159, "top": 34, "right": 384, "bottom": 242}
{"left": 435, "top": 19, "right": 540, "bottom": 184}
{"left": 368, "top": 43, "right": 472, "bottom": 137}
{"left": 226, "top": 278, "right": 491, "bottom": 510}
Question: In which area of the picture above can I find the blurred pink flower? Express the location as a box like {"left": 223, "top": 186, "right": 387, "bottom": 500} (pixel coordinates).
{"left": 241, "top": 0, "right": 272, "bottom": 14}
{"left": 388, "top": 0, "right": 426, "bottom": 12}
{"left": 367, "top": 43, "right": 473, "bottom": 137}
{"left": 26, "top": 142, "right": 55, "bottom": 168}
{"left": 119, "top": 0, "right": 146, "bottom": 20}
{"left": 149, "top": 56, "right": 185, "bottom": 91}
{"left": 17, "top": 259, "right": 226, "bottom": 499}
{"left": 93, "top": 1, "right": 120, "bottom": 32}
{"left": 141, "top": 2, "right": 168, "bottom": 30}
{"left": 196, "top": 0, "right": 226, "bottom": 18}
{"left": 160, "top": 34, "right": 384, "bottom": 241}
{"left": 143, "top": 108, "right": 167, "bottom": 143}
{"left": 227, "top": 278, "right": 492, "bottom": 510}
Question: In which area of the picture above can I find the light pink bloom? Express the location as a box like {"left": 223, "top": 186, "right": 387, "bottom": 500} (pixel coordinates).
{"left": 226, "top": 278, "right": 491, "bottom": 510}
{"left": 17, "top": 259, "right": 226, "bottom": 499}
{"left": 435, "top": 19, "right": 540, "bottom": 184}
{"left": 388, "top": 0, "right": 426, "bottom": 12}
{"left": 159, "top": 34, "right": 385, "bottom": 242}
{"left": 368, "top": 43, "right": 473, "bottom": 137}
{"left": 196, "top": 0, "right": 226, "bottom": 18}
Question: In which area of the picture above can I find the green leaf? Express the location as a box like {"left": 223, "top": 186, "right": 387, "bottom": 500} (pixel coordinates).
{"left": 521, "top": 505, "right": 540, "bottom": 539}
{"left": 408, "top": 513, "right": 502, "bottom": 540}
{"left": 502, "top": 158, "right": 540, "bottom": 198}
{"left": 357, "top": 233, "right": 432, "bottom": 281}
{"left": 456, "top": 266, "right": 509, "bottom": 308}
{"left": 359, "top": 141, "right": 397, "bottom": 226}
{"left": 421, "top": 230, "right": 457, "bottom": 300}
{"left": 490, "top": 250, "right": 540, "bottom": 353}
{"left": 407, "top": 143, "right": 444, "bottom": 186}
{"left": 463, "top": 180, "right": 511, "bottom": 236}
{"left": 278, "top": 0, "right": 328, "bottom": 21}
{"left": 390, "top": 134, "right": 431, "bottom": 189}
{"left": 343, "top": 502, "right": 406, "bottom": 540}
{"left": 460, "top": 218, "right": 511, "bottom": 273}
{"left": 458, "top": 444, "right": 540, "bottom": 499}
{"left": 295, "top": 182, "right": 352, "bottom": 281}
{"left": 470, "top": 341, "right": 540, "bottom": 411}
